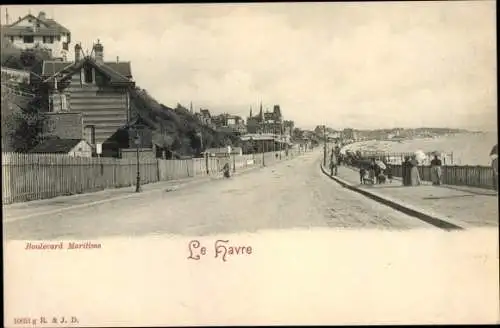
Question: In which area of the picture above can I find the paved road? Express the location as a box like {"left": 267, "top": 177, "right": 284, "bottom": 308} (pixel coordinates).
{"left": 3, "top": 150, "right": 432, "bottom": 240}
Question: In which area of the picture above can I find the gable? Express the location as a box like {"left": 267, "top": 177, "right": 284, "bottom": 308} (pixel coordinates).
{"left": 42, "top": 58, "right": 134, "bottom": 88}
{"left": 10, "top": 15, "right": 44, "bottom": 28}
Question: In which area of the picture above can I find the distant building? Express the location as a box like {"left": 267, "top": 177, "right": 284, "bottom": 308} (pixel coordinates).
{"left": 247, "top": 103, "right": 284, "bottom": 135}
{"left": 342, "top": 128, "right": 357, "bottom": 141}
{"left": 204, "top": 146, "right": 243, "bottom": 157}
{"left": 283, "top": 120, "right": 294, "bottom": 136}
{"left": 1, "top": 11, "right": 71, "bottom": 60}
{"left": 196, "top": 108, "right": 215, "bottom": 128}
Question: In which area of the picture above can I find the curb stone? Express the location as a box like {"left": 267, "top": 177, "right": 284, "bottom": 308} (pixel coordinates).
{"left": 319, "top": 163, "right": 466, "bottom": 231}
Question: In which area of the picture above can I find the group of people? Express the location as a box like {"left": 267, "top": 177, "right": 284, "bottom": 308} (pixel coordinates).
{"left": 358, "top": 158, "right": 393, "bottom": 184}
{"left": 401, "top": 154, "right": 443, "bottom": 186}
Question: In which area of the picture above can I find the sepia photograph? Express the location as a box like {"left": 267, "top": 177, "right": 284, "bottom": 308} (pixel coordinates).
{"left": 2, "top": 1, "right": 498, "bottom": 326}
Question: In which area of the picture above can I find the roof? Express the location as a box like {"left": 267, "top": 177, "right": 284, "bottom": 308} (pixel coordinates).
{"left": 42, "top": 60, "right": 132, "bottom": 79}
{"left": 200, "top": 109, "right": 211, "bottom": 117}
{"left": 205, "top": 147, "right": 242, "bottom": 154}
{"left": 41, "top": 57, "right": 133, "bottom": 86}
{"left": 29, "top": 139, "right": 86, "bottom": 153}
{"left": 1, "top": 13, "right": 70, "bottom": 36}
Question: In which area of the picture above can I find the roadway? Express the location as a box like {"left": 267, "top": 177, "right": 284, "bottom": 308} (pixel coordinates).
{"left": 3, "top": 149, "right": 432, "bottom": 240}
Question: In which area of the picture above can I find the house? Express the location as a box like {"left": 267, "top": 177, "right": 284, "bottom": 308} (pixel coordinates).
{"left": 247, "top": 103, "right": 284, "bottom": 135}
{"left": 204, "top": 146, "right": 243, "bottom": 157}
{"left": 283, "top": 120, "right": 294, "bottom": 137}
{"left": 1, "top": 11, "right": 71, "bottom": 60}
{"left": 29, "top": 138, "right": 92, "bottom": 157}
{"left": 262, "top": 105, "right": 283, "bottom": 134}
{"left": 38, "top": 40, "right": 138, "bottom": 157}
{"left": 198, "top": 109, "right": 211, "bottom": 125}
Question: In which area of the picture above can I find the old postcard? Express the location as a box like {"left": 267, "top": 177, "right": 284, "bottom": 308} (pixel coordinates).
{"left": 2, "top": 2, "right": 499, "bottom": 326}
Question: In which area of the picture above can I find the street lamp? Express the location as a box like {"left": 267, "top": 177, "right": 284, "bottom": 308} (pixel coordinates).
{"left": 131, "top": 125, "right": 144, "bottom": 193}
{"left": 134, "top": 134, "right": 142, "bottom": 192}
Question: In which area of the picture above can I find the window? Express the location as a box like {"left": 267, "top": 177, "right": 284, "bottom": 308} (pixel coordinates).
{"left": 62, "top": 42, "right": 68, "bottom": 50}
{"left": 9, "top": 36, "right": 14, "bottom": 42}
{"left": 43, "top": 36, "right": 54, "bottom": 44}
{"left": 23, "top": 35, "right": 34, "bottom": 43}
{"left": 84, "top": 66, "right": 93, "bottom": 84}
{"left": 84, "top": 126, "right": 96, "bottom": 145}
{"left": 60, "top": 94, "right": 68, "bottom": 111}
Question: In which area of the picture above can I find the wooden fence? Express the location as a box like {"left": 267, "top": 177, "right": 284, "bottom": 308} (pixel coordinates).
{"left": 390, "top": 164, "right": 496, "bottom": 190}
{"left": 358, "top": 151, "right": 455, "bottom": 165}
{"left": 2, "top": 149, "right": 301, "bottom": 205}
{"left": 349, "top": 153, "right": 496, "bottom": 190}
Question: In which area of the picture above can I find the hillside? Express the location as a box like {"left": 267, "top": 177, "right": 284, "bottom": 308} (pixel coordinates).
{"left": 129, "top": 88, "right": 241, "bottom": 157}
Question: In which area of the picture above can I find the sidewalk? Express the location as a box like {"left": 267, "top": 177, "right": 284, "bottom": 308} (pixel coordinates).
{"left": 3, "top": 154, "right": 301, "bottom": 222}
{"left": 325, "top": 165, "right": 498, "bottom": 228}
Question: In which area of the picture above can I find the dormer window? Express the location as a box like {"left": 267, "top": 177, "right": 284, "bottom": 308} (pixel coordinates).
{"left": 23, "top": 36, "right": 34, "bottom": 43}
{"left": 84, "top": 66, "right": 93, "bottom": 84}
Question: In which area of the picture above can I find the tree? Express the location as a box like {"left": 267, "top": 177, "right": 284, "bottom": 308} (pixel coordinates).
{"left": 7, "top": 84, "right": 50, "bottom": 152}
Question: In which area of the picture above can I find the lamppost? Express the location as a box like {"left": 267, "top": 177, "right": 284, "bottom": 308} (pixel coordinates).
{"left": 132, "top": 124, "right": 144, "bottom": 193}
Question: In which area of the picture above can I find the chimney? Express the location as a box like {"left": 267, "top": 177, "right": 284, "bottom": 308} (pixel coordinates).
{"left": 38, "top": 11, "right": 47, "bottom": 21}
{"left": 74, "top": 43, "right": 82, "bottom": 62}
{"left": 116, "top": 56, "right": 119, "bottom": 63}
{"left": 93, "top": 39, "right": 103, "bottom": 64}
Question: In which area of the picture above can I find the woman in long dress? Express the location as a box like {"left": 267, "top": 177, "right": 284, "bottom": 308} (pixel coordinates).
{"left": 430, "top": 155, "right": 442, "bottom": 185}
{"left": 402, "top": 156, "right": 411, "bottom": 186}
{"left": 409, "top": 155, "right": 421, "bottom": 186}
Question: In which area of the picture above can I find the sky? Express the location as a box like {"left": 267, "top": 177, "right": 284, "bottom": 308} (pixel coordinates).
{"left": 1, "top": 2, "right": 497, "bottom": 131}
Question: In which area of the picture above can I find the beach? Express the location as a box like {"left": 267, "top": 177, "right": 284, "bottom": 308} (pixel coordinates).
{"left": 342, "top": 132, "right": 497, "bottom": 166}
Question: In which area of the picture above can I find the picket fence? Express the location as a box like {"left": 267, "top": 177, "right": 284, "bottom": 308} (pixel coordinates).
{"left": 2, "top": 149, "right": 301, "bottom": 205}
{"left": 349, "top": 154, "right": 496, "bottom": 190}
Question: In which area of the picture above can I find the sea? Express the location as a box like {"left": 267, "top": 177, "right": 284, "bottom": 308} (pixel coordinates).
{"left": 342, "top": 132, "right": 497, "bottom": 166}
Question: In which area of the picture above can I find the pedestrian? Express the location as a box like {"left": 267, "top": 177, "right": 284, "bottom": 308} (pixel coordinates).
{"left": 369, "top": 158, "right": 377, "bottom": 184}
{"left": 330, "top": 152, "right": 338, "bottom": 176}
{"left": 359, "top": 167, "right": 367, "bottom": 183}
{"left": 409, "top": 155, "right": 421, "bottom": 186}
{"left": 384, "top": 163, "right": 393, "bottom": 183}
{"left": 492, "top": 156, "right": 498, "bottom": 191}
{"left": 373, "top": 159, "right": 382, "bottom": 184}
{"left": 430, "top": 154, "right": 442, "bottom": 185}
{"left": 222, "top": 162, "right": 230, "bottom": 178}
{"left": 402, "top": 156, "right": 411, "bottom": 186}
